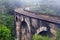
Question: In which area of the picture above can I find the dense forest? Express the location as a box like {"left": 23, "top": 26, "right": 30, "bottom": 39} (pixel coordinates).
{"left": 0, "top": 0, "right": 16, "bottom": 40}
{"left": 0, "top": 0, "right": 60, "bottom": 40}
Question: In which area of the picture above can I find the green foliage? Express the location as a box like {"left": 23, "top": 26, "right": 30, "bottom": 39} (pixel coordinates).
{"left": 56, "top": 29, "right": 60, "bottom": 40}
{"left": 0, "top": 0, "right": 15, "bottom": 40}
{"left": 32, "top": 34, "right": 49, "bottom": 40}
{"left": 0, "top": 0, "right": 15, "bottom": 39}
{"left": 0, "top": 14, "right": 14, "bottom": 40}
{"left": 0, "top": 24, "right": 11, "bottom": 40}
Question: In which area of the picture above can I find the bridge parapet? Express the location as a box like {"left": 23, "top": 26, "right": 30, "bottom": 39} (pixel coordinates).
{"left": 15, "top": 8, "right": 60, "bottom": 24}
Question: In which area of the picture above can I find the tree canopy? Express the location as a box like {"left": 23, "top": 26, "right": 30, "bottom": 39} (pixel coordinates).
{"left": 0, "top": 24, "right": 11, "bottom": 40}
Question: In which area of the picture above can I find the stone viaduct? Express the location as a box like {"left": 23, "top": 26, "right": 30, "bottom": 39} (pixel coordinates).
{"left": 14, "top": 8, "right": 60, "bottom": 40}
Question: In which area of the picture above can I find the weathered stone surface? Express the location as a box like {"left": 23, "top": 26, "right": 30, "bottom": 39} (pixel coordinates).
{"left": 14, "top": 8, "right": 60, "bottom": 40}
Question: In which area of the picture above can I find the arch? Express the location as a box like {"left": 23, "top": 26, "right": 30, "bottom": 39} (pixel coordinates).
{"left": 38, "top": 31, "right": 48, "bottom": 36}
{"left": 20, "top": 20, "right": 29, "bottom": 32}
{"left": 21, "top": 21, "right": 27, "bottom": 28}
{"left": 16, "top": 16, "right": 20, "bottom": 21}
{"left": 20, "top": 20, "right": 29, "bottom": 40}
{"left": 16, "top": 16, "right": 18, "bottom": 21}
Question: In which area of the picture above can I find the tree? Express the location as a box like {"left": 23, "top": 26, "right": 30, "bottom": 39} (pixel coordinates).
{"left": 0, "top": 14, "right": 14, "bottom": 40}
{"left": 0, "top": 0, "right": 15, "bottom": 40}
{"left": 0, "top": 24, "right": 11, "bottom": 40}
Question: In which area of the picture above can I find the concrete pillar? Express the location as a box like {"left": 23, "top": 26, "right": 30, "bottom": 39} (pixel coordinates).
{"left": 29, "top": 17, "right": 32, "bottom": 40}
{"left": 16, "top": 21, "right": 20, "bottom": 40}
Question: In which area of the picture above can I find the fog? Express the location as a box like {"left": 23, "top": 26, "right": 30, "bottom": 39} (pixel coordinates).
{"left": 7, "top": 0, "right": 60, "bottom": 16}
{"left": 9, "top": 0, "right": 60, "bottom": 8}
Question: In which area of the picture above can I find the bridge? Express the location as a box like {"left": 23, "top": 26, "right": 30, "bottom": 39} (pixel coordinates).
{"left": 14, "top": 8, "right": 60, "bottom": 40}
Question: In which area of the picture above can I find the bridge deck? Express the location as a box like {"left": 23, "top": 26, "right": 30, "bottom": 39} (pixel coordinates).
{"left": 15, "top": 8, "right": 60, "bottom": 24}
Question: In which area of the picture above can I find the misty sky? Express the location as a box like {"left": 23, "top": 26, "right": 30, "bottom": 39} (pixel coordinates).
{"left": 19, "top": 0, "right": 60, "bottom": 5}
{"left": 8, "top": 0, "right": 60, "bottom": 16}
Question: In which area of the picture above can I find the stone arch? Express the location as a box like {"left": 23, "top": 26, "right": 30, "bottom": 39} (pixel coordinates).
{"left": 20, "top": 16, "right": 30, "bottom": 32}
{"left": 16, "top": 15, "right": 20, "bottom": 21}
{"left": 16, "top": 16, "right": 18, "bottom": 21}
{"left": 38, "top": 31, "right": 48, "bottom": 36}
{"left": 20, "top": 20, "right": 30, "bottom": 40}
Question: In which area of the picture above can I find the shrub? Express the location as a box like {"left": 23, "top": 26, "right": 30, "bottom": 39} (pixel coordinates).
{"left": 32, "top": 34, "right": 49, "bottom": 40}
{"left": 56, "top": 29, "right": 60, "bottom": 40}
